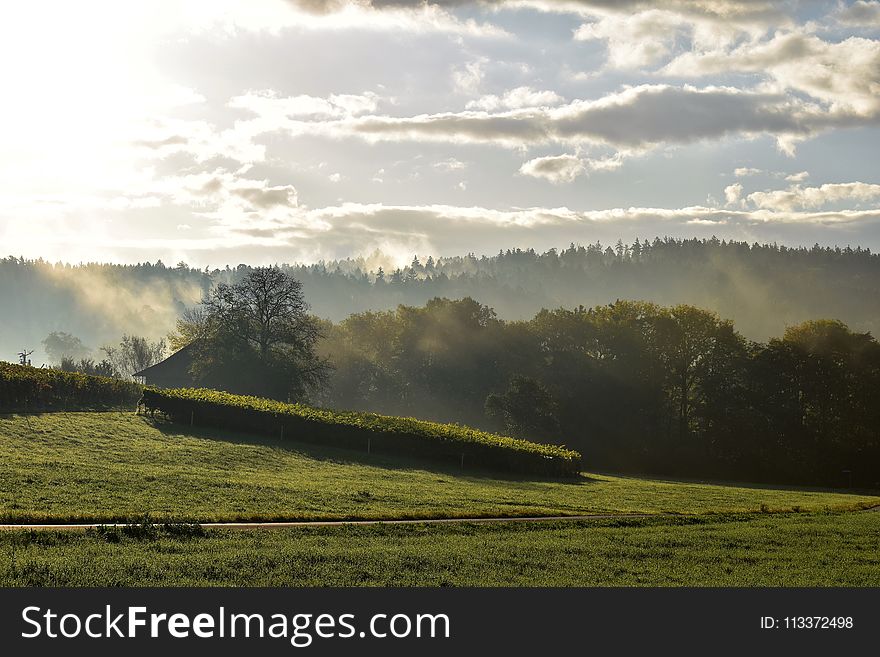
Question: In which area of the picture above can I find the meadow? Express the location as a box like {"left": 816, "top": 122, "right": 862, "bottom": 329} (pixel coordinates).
{"left": 0, "top": 412, "right": 876, "bottom": 523}
{"left": 1, "top": 513, "right": 877, "bottom": 586}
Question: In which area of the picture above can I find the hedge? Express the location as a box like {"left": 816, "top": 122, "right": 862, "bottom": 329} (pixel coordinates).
{"left": 0, "top": 362, "right": 143, "bottom": 412}
{"left": 140, "top": 387, "right": 582, "bottom": 477}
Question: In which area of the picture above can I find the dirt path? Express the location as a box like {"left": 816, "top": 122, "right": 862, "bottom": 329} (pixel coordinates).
{"left": 0, "top": 513, "right": 665, "bottom": 531}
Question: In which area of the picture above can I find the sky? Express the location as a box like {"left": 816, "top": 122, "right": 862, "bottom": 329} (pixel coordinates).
{"left": 1, "top": 0, "right": 879, "bottom": 267}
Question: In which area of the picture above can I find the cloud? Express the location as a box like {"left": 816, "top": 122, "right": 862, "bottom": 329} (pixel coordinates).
{"left": 289, "top": 1, "right": 785, "bottom": 25}
{"left": 8, "top": 197, "right": 880, "bottom": 269}
{"left": 269, "top": 0, "right": 511, "bottom": 37}
{"left": 452, "top": 60, "right": 487, "bottom": 95}
{"left": 785, "top": 171, "right": 809, "bottom": 183}
{"left": 232, "top": 185, "right": 299, "bottom": 209}
{"left": 836, "top": 1, "right": 880, "bottom": 27}
{"left": 574, "top": 9, "right": 687, "bottom": 69}
{"left": 564, "top": 1, "right": 792, "bottom": 71}
{"left": 131, "top": 89, "right": 387, "bottom": 174}
{"left": 467, "top": 86, "right": 564, "bottom": 111}
{"left": 519, "top": 154, "right": 585, "bottom": 183}
{"left": 168, "top": 82, "right": 863, "bottom": 177}
{"left": 131, "top": 116, "right": 268, "bottom": 166}
{"left": 124, "top": 170, "right": 303, "bottom": 234}
{"left": 583, "top": 152, "right": 625, "bottom": 172}
{"left": 229, "top": 89, "right": 380, "bottom": 119}
{"left": 518, "top": 151, "right": 625, "bottom": 182}
{"left": 747, "top": 182, "right": 880, "bottom": 212}
{"left": 340, "top": 84, "right": 843, "bottom": 154}
{"left": 208, "top": 201, "right": 880, "bottom": 266}
{"left": 734, "top": 167, "right": 762, "bottom": 177}
{"left": 433, "top": 157, "right": 468, "bottom": 171}
{"left": 510, "top": 0, "right": 784, "bottom": 24}
{"left": 724, "top": 182, "right": 743, "bottom": 206}
{"left": 133, "top": 135, "right": 190, "bottom": 149}
{"left": 662, "top": 32, "right": 880, "bottom": 117}
{"left": 287, "top": 1, "right": 791, "bottom": 67}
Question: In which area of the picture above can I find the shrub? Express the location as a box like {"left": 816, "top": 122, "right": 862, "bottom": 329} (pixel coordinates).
{"left": 141, "top": 387, "right": 582, "bottom": 477}
{"left": 0, "top": 362, "right": 142, "bottom": 412}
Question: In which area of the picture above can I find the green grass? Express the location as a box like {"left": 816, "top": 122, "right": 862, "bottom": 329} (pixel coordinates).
{"left": 1, "top": 513, "right": 877, "bottom": 586}
{"left": 1, "top": 412, "right": 876, "bottom": 522}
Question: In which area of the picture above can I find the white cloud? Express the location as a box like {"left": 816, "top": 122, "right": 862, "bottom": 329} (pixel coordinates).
{"left": 467, "top": 86, "right": 564, "bottom": 111}
{"left": 518, "top": 150, "right": 625, "bottom": 182}
{"left": 734, "top": 167, "right": 762, "bottom": 177}
{"left": 519, "top": 154, "right": 586, "bottom": 183}
{"left": 122, "top": 170, "right": 304, "bottom": 233}
{"left": 291, "top": 1, "right": 790, "bottom": 73}
{"left": 748, "top": 182, "right": 880, "bottom": 211}
{"left": 574, "top": 9, "right": 686, "bottom": 69}
{"left": 583, "top": 152, "right": 625, "bottom": 172}
{"left": 229, "top": 89, "right": 380, "bottom": 119}
{"left": 785, "top": 171, "right": 809, "bottom": 183}
{"left": 724, "top": 182, "right": 743, "bottom": 206}
{"left": 433, "top": 158, "right": 468, "bottom": 172}
{"left": 225, "top": 0, "right": 510, "bottom": 37}
{"left": 662, "top": 32, "right": 880, "bottom": 117}
{"left": 452, "top": 60, "right": 486, "bottom": 95}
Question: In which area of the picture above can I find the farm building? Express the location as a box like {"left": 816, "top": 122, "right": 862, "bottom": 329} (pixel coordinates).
{"left": 133, "top": 342, "right": 197, "bottom": 388}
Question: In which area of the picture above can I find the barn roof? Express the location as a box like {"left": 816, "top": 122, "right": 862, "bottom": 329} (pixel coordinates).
{"left": 133, "top": 341, "right": 197, "bottom": 378}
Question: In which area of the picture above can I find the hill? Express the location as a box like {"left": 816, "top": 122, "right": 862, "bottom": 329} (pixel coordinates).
{"left": 0, "top": 412, "right": 874, "bottom": 523}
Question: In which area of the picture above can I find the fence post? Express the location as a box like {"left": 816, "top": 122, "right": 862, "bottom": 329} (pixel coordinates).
{"left": 280, "top": 425, "right": 284, "bottom": 440}
{"left": 460, "top": 453, "right": 465, "bottom": 469}
{"left": 190, "top": 410, "right": 194, "bottom": 426}
{"left": 367, "top": 437, "right": 371, "bottom": 454}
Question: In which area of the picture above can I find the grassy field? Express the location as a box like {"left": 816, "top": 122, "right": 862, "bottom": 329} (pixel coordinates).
{"left": 0, "top": 512, "right": 877, "bottom": 586}
{"left": 1, "top": 412, "right": 877, "bottom": 522}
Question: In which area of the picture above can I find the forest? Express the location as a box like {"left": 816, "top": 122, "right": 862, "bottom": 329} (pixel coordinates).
{"left": 316, "top": 298, "right": 880, "bottom": 488}
{"left": 4, "top": 237, "right": 880, "bottom": 364}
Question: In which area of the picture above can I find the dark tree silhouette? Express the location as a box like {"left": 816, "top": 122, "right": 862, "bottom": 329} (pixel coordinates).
{"left": 485, "top": 375, "right": 560, "bottom": 441}
{"left": 187, "top": 267, "right": 330, "bottom": 401}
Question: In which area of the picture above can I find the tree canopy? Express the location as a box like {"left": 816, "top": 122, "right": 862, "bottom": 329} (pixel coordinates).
{"left": 178, "top": 267, "right": 329, "bottom": 401}
{"left": 319, "top": 297, "right": 880, "bottom": 488}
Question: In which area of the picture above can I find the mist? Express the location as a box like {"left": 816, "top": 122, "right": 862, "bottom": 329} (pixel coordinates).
{"left": 3, "top": 238, "right": 880, "bottom": 365}
{"left": 0, "top": 258, "right": 206, "bottom": 365}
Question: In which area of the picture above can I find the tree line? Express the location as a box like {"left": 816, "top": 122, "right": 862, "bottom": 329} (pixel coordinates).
{"left": 318, "top": 297, "right": 880, "bottom": 488}
{"left": 6, "top": 237, "right": 880, "bottom": 365}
